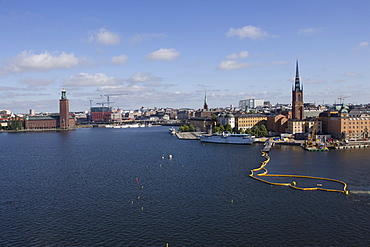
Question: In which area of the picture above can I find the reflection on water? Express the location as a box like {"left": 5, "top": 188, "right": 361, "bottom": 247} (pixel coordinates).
{"left": 0, "top": 127, "right": 369, "bottom": 246}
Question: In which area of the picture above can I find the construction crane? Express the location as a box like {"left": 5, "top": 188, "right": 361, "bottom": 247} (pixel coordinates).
{"left": 338, "top": 96, "right": 349, "bottom": 104}
{"left": 100, "top": 94, "right": 126, "bottom": 109}
{"left": 306, "top": 118, "right": 319, "bottom": 148}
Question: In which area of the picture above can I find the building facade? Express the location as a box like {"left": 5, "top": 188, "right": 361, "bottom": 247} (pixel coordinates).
{"left": 239, "top": 99, "right": 264, "bottom": 111}
{"left": 235, "top": 114, "right": 267, "bottom": 131}
{"left": 59, "top": 89, "right": 70, "bottom": 129}
{"left": 319, "top": 105, "right": 370, "bottom": 140}
{"left": 266, "top": 114, "right": 289, "bottom": 134}
{"left": 24, "top": 89, "right": 75, "bottom": 129}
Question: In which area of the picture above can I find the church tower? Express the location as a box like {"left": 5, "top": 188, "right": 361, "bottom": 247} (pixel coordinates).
{"left": 292, "top": 61, "right": 304, "bottom": 120}
{"left": 59, "top": 89, "right": 70, "bottom": 129}
{"left": 204, "top": 91, "right": 209, "bottom": 111}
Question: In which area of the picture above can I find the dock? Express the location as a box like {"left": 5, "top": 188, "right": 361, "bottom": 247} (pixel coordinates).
{"left": 175, "top": 132, "right": 203, "bottom": 140}
{"left": 262, "top": 140, "right": 274, "bottom": 152}
{"left": 334, "top": 144, "right": 369, "bottom": 149}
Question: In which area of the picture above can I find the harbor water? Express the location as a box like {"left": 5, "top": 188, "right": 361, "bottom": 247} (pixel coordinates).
{"left": 1, "top": 127, "right": 369, "bottom": 246}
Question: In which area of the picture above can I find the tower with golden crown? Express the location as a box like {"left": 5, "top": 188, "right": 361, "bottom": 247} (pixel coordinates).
{"left": 59, "top": 89, "right": 70, "bottom": 129}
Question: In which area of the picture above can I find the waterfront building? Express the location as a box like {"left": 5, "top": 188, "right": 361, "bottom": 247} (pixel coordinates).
{"left": 24, "top": 89, "right": 75, "bottom": 129}
{"left": 286, "top": 119, "right": 305, "bottom": 134}
{"left": 217, "top": 112, "right": 235, "bottom": 129}
{"left": 91, "top": 106, "right": 112, "bottom": 122}
{"left": 319, "top": 105, "right": 370, "bottom": 140}
{"left": 235, "top": 113, "right": 267, "bottom": 131}
{"left": 305, "top": 118, "right": 323, "bottom": 135}
{"left": 177, "top": 110, "right": 195, "bottom": 120}
{"left": 266, "top": 114, "right": 289, "bottom": 134}
{"left": 24, "top": 115, "right": 58, "bottom": 129}
{"left": 189, "top": 117, "right": 213, "bottom": 132}
{"left": 60, "top": 89, "right": 72, "bottom": 129}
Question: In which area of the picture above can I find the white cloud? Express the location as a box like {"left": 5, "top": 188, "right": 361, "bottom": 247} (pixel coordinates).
{"left": 129, "top": 33, "right": 167, "bottom": 44}
{"left": 226, "top": 51, "right": 249, "bottom": 59}
{"left": 344, "top": 72, "right": 360, "bottom": 77}
{"left": 0, "top": 50, "right": 82, "bottom": 75}
{"left": 98, "top": 84, "right": 149, "bottom": 93}
{"left": 146, "top": 48, "right": 180, "bottom": 61}
{"left": 357, "top": 41, "right": 369, "bottom": 48}
{"left": 64, "top": 73, "right": 118, "bottom": 87}
{"left": 20, "top": 78, "right": 55, "bottom": 86}
{"left": 217, "top": 61, "right": 255, "bottom": 70}
{"left": 226, "top": 25, "right": 274, "bottom": 40}
{"left": 111, "top": 54, "right": 128, "bottom": 65}
{"left": 298, "top": 27, "right": 324, "bottom": 36}
{"left": 128, "top": 73, "right": 162, "bottom": 83}
{"left": 88, "top": 28, "right": 120, "bottom": 45}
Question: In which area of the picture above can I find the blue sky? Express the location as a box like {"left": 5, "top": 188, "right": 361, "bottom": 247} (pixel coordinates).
{"left": 1, "top": 0, "right": 369, "bottom": 113}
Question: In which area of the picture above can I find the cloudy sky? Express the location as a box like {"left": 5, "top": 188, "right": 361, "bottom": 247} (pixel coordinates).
{"left": 1, "top": 0, "right": 369, "bottom": 113}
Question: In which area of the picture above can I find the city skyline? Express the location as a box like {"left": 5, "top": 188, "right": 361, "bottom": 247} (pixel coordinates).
{"left": 1, "top": 0, "right": 369, "bottom": 113}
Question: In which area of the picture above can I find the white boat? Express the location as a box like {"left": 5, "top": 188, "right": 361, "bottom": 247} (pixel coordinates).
{"left": 200, "top": 131, "right": 255, "bottom": 144}
{"left": 169, "top": 127, "right": 176, "bottom": 135}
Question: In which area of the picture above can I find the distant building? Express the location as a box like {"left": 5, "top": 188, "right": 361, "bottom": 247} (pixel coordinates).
{"left": 91, "top": 106, "right": 112, "bottom": 122}
{"left": 292, "top": 61, "right": 304, "bottom": 120}
{"left": 189, "top": 117, "right": 213, "bottom": 132}
{"left": 266, "top": 114, "right": 288, "bottom": 134}
{"left": 319, "top": 105, "right": 370, "bottom": 140}
{"left": 204, "top": 91, "right": 208, "bottom": 111}
{"left": 24, "top": 89, "right": 75, "bottom": 130}
{"left": 217, "top": 112, "right": 235, "bottom": 129}
{"left": 235, "top": 113, "right": 267, "bottom": 131}
{"left": 60, "top": 89, "right": 72, "bottom": 129}
{"left": 239, "top": 99, "right": 264, "bottom": 111}
{"left": 286, "top": 119, "right": 305, "bottom": 134}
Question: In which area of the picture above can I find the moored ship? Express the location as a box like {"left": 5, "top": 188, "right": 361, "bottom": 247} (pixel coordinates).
{"left": 200, "top": 131, "right": 255, "bottom": 144}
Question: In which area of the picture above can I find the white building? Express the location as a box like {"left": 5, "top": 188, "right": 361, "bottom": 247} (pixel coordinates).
{"left": 239, "top": 99, "right": 264, "bottom": 110}
{"left": 217, "top": 112, "right": 235, "bottom": 129}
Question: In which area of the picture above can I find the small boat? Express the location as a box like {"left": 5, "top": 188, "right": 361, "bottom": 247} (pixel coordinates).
{"left": 169, "top": 127, "right": 176, "bottom": 135}
{"left": 200, "top": 131, "right": 255, "bottom": 144}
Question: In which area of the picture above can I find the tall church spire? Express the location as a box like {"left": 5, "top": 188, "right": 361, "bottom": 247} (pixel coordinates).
{"left": 203, "top": 90, "right": 208, "bottom": 111}
{"left": 294, "top": 60, "right": 302, "bottom": 91}
{"left": 292, "top": 60, "right": 304, "bottom": 120}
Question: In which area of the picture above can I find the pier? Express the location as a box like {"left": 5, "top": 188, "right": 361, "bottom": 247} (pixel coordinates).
{"left": 262, "top": 140, "right": 273, "bottom": 152}
{"left": 175, "top": 132, "right": 203, "bottom": 140}
{"left": 334, "top": 144, "right": 369, "bottom": 149}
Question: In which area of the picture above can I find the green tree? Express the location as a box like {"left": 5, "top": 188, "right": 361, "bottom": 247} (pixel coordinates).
{"left": 252, "top": 125, "right": 260, "bottom": 137}
{"left": 188, "top": 124, "right": 195, "bottom": 132}
{"left": 180, "top": 125, "right": 189, "bottom": 132}
{"left": 245, "top": 128, "right": 252, "bottom": 135}
{"left": 8, "top": 118, "right": 23, "bottom": 130}
{"left": 224, "top": 123, "right": 233, "bottom": 133}
{"left": 213, "top": 126, "right": 220, "bottom": 133}
{"left": 259, "top": 124, "right": 268, "bottom": 137}
{"left": 237, "top": 128, "right": 245, "bottom": 134}
{"left": 219, "top": 124, "right": 225, "bottom": 133}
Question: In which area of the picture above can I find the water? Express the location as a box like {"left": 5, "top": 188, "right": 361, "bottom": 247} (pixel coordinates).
{"left": 1, "top": 127, "right": 369, "bottom": 246}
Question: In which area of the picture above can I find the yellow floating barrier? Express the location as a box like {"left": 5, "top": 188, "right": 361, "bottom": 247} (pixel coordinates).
{"left": 250, "top": 150, "right": 348, "bottom": 194}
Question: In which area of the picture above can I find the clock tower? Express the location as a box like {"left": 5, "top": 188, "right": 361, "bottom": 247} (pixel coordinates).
{"left": 59, "top": 89, "right": 70, "bottom": 129}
